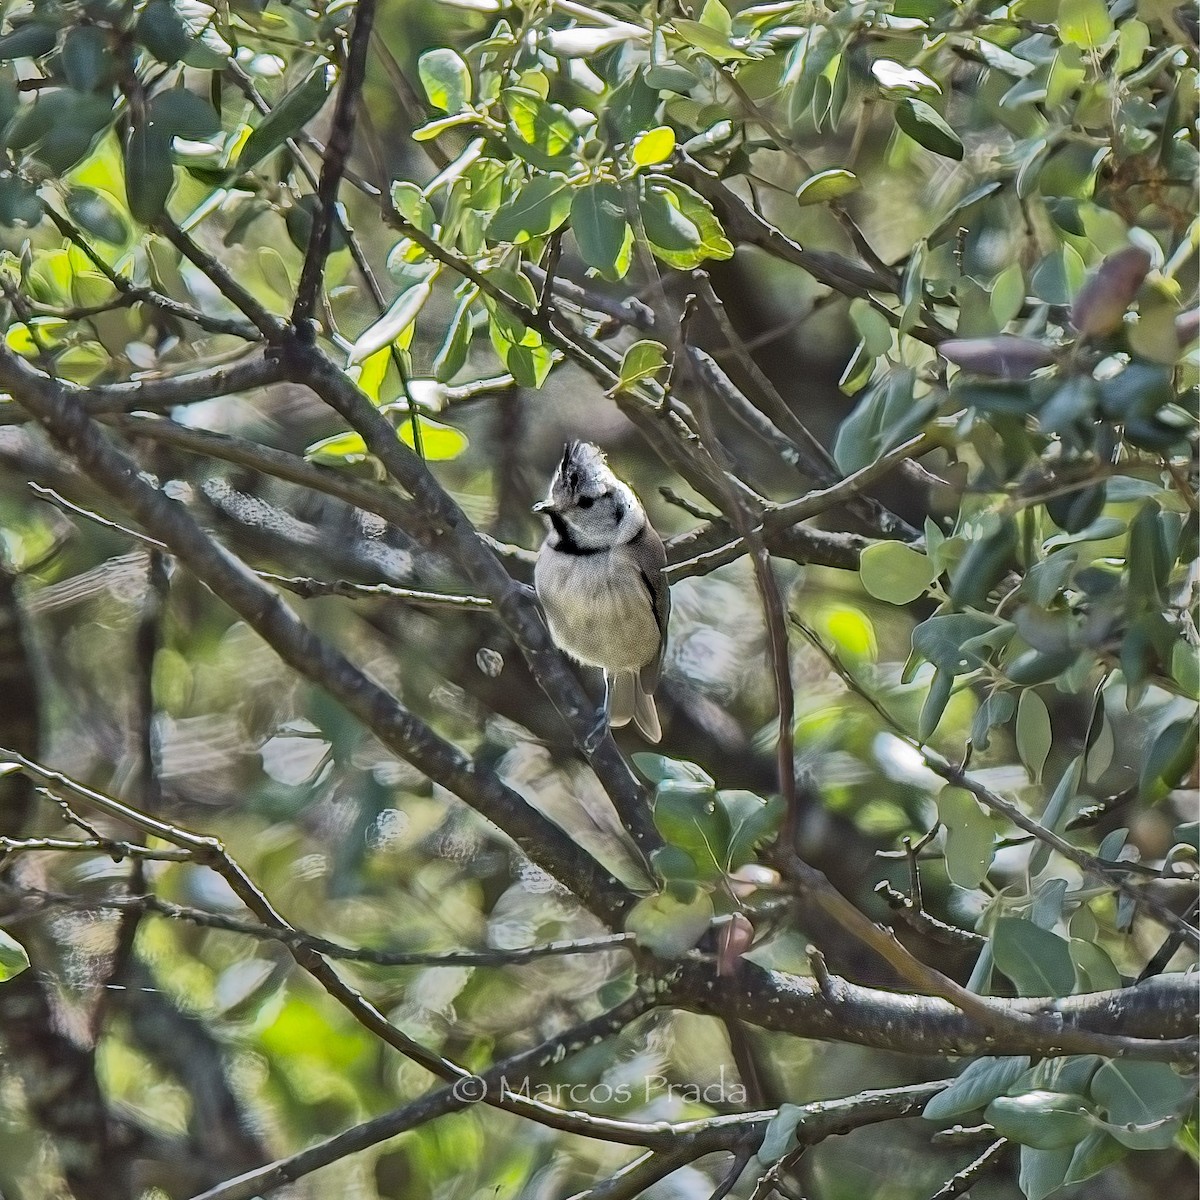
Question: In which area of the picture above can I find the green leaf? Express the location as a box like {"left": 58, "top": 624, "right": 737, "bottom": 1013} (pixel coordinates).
{"left": 0, "top": 22, "right": 56, "bottom": 61}
{"left": 8, "top": 89, "right": 115, "bottom": 174}
{"left": 305, "top": 419, "right": 466, "bottom": 467}
{"left": 502, "top": 88, "right": 579, "bottom": 170}
{"left": 400, "top": 417, "right": 467, "bottom": 461}
{"left": 639, "top": 177, "right": 733, "bottom": 268}
{"left": 630, "top": 126, "right": 676, "bottom": 167}
{"left": 834, "top": 367, "right": 927, "bottom": 474}
{"left": 919, "top": 668, "right": 954, "bottom": 741}
{"left": 1068, "top": 938, "right": 1121, "bottom": 993}
{"left": 759, "top": 1103, "right": 804, "bottom": 1162}
{"left": 487, "top": 173, "right": 573, "bottom": 243}
{"left": 859, "top": 541, "right": 937, "bottom": 605}
{"left": 639, "top": 181, "right": 702, "bottom": 252}
{"left": 992, "top": 917, "right": 1075, "bottom": 997}
{"left": 0, "top": 928, "right": 30, "bottom": 982}
{"left": 1029, "top": 756, "right": 1082, "bottom": 875}
{"left": 1058, "top": 0, "right": 1115, "bottom": 49}
{"left": 1091, "top": 1061, "right": 1193, "bottom": 1149}
{"left": 65, "top": 186, "right": 129, "bottom": 245}
{"left": 61, "top": 25, "right": 113, "bottom": 92}
{"left": 610, "top": 340, "right": 669, "bottom": 396}
{"left": 895, "top": 98, "right": 964, "bottom": 160}
{"left": 653, "top": 782, "right": 729, "bottom": 881}
{"left": 672, "top": 18, "right": 752, "bottom": 61}
{"left": 717, "top": 790, "right": 784, "bottom": 869}
{"left": 986, "top": 1091, "right": 1096, "bottom": 1149}
{"left": 971, "top": 689, "right": 1017, "bottom": 750}
{"left": 1139, "top": 716, "right": 1197, "bottom": 801}
{"left": 432, "top": 287, "right": 477, "bottom": 382}
{"left": 150, "top": 88, "right": 222, "bottom": 139}
{"left": 418, "top": 48, "right": 472, "bottom": 113}
{"left": 1019, "top": 1145, "right": 1074, "bottom": 1200}
{"left": 136, "top": 1, "right": 201, "bottom": 65}
{"left": 1170, "top": 641, "right": 1200, "bottom": 698}
{"left": 849, "top": 298, "right": 892, "bottom": 357}
{"left": 937, "top": 785, "right": 994, "bottom": 888}
{"left": 237, "top": 63, "right": 334, "bottom": 173}
{"left": 390, "top": 182, "right": 436, "bottom": 234}
{"left": 795, "top": 167, "right": 859, "bottom": 205}
{"left": 1016, "top": 689, "right": 1052, "bottom": 783}
{"left": 911, "top": 613, "right": 1005, "bottom": 677}
{"left": 924, "top": 1056, "right": 1032, "bottom": 1120}
{"left": 124, "top": 118, "right": 175, "bottom": 224}
{"left": 991, "top": 263, "right": 1027, "bottom": 326}
{"left": 570, "top": 181, "right": 631, "bottom": 280}
{"left": 346, "top": 271, "right": 439, "bottom": 366}
{"left": 625, "top": 890, "right": 714, "bottom": 958}
{"left": 1064, "top": 1131, "right": 1127, "bottom": 1185}
{"left": 632, "top": 755, "right": 714, "bottom": 786}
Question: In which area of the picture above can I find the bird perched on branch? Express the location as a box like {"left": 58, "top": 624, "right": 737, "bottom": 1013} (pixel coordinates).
{"left": 534, "top": 441, "right": 670, "bottom": 743}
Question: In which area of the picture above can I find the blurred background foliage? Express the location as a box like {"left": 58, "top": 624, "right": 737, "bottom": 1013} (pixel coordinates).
{"left": 0, "top": 0, "right": 1196, "bottom": 1197}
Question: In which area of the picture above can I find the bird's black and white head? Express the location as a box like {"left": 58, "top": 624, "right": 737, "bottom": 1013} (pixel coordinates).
{"left": 534, "top": 441, "right": 645, "bottom": 552}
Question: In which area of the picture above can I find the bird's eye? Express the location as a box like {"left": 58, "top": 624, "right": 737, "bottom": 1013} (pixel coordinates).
{"left": 577, "top": 496, "right": 594, "bottom": 509}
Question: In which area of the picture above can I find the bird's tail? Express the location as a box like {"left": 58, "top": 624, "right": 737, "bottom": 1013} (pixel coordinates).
{"left": 608, "top": 671, "right": 661, "bottom": 742}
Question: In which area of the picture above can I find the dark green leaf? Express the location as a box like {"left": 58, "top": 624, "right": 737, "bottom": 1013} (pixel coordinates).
{"left": 236, "top": 63, "right": 334, "bottom": 173}
{"left": 65, "top": 186, "right": 129, "bottom": 244}
{"left": 1019, "top": 1145, "right": 1074, "bottom": 1200}
{"left": 136, "top": 1, "right": 194, "bottom": 64}
{"left": 639, "top": 180, "right": 702, "bottom": 253}
{"left": 653, "top": 782, "right": 729, "bottom": 880}
{"left": 632, "top": 754, "right": 714, "bottom": 786}
{"left": 924, "top": 1056, "right": 1032, "bottom": 1120}
{"left": 1139, "top": 716, "right": 1198, "bottom": 802}
{"left": 895, "top": 98, "right": 964, "bottom": 160}
{"left": 570, "top": 181, "right": 630, "bottom": 280}
{"left": 1091, "top": 1061, "right": 1192, "bottom": 1149}
{"left": 992, "top": 918, "right": 1075, "bottom": 996}
{"left": 988, "top": 1091, "right": 1095, "bottom": 1149}
{"left": 834, "top": 367, "right": 928, "bottom": 473}
{"left": 150, "top": 88, "right": 221, "bottom": 139}
{"left": 717, "top": 791, "right": 784, "bottom": 869}
{"left": 0, "top": 174, "right": 44, "bottom": 227}
{"left": 432, "top": 287, "right": 477, "bottom": 382}
{"left": 0, "top": 22, "right": 56, "bottom": 62}
{"left": 61, "top": 25, "right": 112, "bottom": 92}
{"left": 487, "top": 173, "right": 573, "bottom": 243}
{"left": 124, "top": 117, "right": 175, "bottom": 224}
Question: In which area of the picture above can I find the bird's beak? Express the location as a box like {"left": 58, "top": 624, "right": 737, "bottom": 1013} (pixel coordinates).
{"left": 532, "top": 500, "right": 553, "bottom": 514}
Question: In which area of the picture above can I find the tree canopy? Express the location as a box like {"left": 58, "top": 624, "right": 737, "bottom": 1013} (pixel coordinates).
{"left": 0, "top": 1, "right": 1196, "bottom": 1198}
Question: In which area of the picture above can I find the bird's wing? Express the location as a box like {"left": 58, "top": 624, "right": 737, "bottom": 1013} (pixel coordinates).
{"left": 633, "top": 524, "right": 670, "bottom": 692}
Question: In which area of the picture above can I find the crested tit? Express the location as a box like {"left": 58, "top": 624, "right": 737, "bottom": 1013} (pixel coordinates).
{"left": 533, "top": 441, "right": 670, "bottom": 742}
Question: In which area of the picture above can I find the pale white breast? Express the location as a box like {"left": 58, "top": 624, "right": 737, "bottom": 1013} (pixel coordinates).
{"left": 535, "top": 544, "right": 660, "bottom": 672}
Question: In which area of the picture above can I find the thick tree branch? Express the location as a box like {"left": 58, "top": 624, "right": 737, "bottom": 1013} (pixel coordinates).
{"left": 671, "top": 961, "right": 1199, "bottom": 1063}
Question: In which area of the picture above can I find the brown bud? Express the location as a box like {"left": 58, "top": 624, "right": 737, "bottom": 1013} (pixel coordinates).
{"left": 1071, "top": 245, "right": 1153, "bottom": 337}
